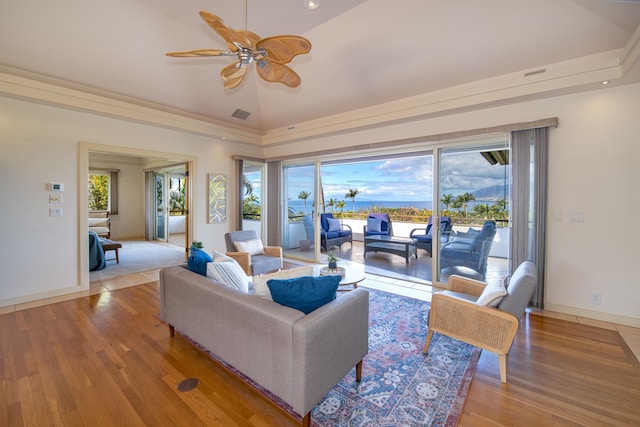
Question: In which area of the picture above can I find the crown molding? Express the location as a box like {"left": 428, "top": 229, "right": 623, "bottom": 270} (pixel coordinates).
{"left": 0, "top": 66, "right": 263, "bottom": 146}
{"left": 262, "top": 49, "right": 633, "bottom": 146}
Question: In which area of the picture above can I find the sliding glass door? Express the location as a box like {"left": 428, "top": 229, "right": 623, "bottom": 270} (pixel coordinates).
{"left": 434, "top": 137, "right": 511, "bottom": 286}
{"left": 241, "top": 162, "right": 265, "bottom": 241}
{"left": 281, "top": 162, "right": 319, "bottom": 263}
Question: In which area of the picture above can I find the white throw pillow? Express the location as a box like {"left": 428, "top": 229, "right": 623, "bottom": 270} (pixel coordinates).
{"left": 253, "top": 265, "right": 314, "bottom": 300}
{"left": 206, "top": 261, "right": 250, "bottom": 293}
{"left": 234, "top": 239, "right": 265, "bottom": 256}
{"left": 475, "top": 279, "right": 507, "bottom": 307}
{"left": 211, "top": 249, "right": 234, "bottom": 263}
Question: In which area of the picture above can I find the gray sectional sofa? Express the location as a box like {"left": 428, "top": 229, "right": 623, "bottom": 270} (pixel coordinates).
{"left": 159, "top": 265, "right": 369, "bottom": 426}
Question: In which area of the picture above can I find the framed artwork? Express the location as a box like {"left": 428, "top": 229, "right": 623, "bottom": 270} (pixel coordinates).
{"left": 208, "top": 173, "right": 226, "bottom": 223}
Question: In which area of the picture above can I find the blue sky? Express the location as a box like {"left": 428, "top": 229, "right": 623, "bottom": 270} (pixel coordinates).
{"left": 246, "top": 150, "right": 509, "bottom": 204}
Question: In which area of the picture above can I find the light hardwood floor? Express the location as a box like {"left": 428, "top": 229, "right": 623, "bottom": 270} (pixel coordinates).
{"left": 1, "top": 275, "right": 639, "bottom": 426}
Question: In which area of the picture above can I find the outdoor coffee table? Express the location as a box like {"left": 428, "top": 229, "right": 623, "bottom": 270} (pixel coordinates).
{"left": 314, "top": 263, "right": 365, "bottom": 291}
{"left": 364, "top": 235, "right": 418, "bottom": 263}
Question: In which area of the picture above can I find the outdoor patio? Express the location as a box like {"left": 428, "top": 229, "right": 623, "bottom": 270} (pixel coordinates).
{"left": 292, "top": 239, "right": 509, "bottom": 288}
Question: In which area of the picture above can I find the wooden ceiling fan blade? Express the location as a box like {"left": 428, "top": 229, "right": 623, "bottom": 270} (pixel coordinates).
{"left": 221, "top": 62, "right": 249, "bottom": 89}
{"left": 256, "top": 36, "right": 311, "bottom": 64}
{"left": 256, "top": 61, "right": 302, "bottom": 88}
{"left": 237, "top": 30, "right": 261, "bottom": 50}
{"left": 199, "top": 11, "right": 250, "bottom": 49}
{"left": 166, "top": 49, "right": 231, "bottom": 57}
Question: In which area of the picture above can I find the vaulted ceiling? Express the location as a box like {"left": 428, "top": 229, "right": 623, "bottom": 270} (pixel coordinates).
{"left": 1, "top": 0, "right": 639, "bottom": 145}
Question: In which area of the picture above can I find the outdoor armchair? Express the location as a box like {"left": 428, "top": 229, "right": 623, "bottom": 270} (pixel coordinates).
{"left": 440, "top": 220, "right": 497, "bottom": 279}
{"left": 363, "top": 213, "right": 392, "bottom": 237}
{"left": 319, "top": 213, "right": 353, "bottom": 251}
{"left": 224, "top": 230, "right": 283, "bottom": 276}
{"left": 409, "top": 216, "right": 452, "bottom": 255}
{"left": 424, "top": 261, "right": 537, "bottom": 383}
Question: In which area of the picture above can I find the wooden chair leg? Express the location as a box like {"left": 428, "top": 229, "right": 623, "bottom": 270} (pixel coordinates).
{"left": 423, "top": 329, "right": 434, "bottom": 354}
{"left": 499, "top": 354, "right": 507, "bottom": 383}
{"left": 115, "top": 248, "right": 119, "bottom": 263}
{"left": 356, "top": 360, "right": 363, "bottom": 382}
{"left": 169, "top": 325, "right": 175, "bottom": 337}
{"left": 302, "top": 412, "right": 311, "bottom": 427}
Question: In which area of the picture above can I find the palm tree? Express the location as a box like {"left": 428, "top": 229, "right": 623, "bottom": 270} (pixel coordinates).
{"left": 345, "top": 189, "right": 361, "bottom": 212}
{"left": 242, "top": 174, "right": 253, "bottom": 196}
{"left": 336, "top": 200, "right": 346, "bottom": 212}
{"left": 458, "top": 192, "right": 476, "bottom": 218}
{"left": 440, "top": 193, "right": 454, "bottom": 211}
{"left": 298, "top": 191, "right": 311, "bottom": 213}
{"left": 326, "top": 198, "right": 337, "bottom": 212}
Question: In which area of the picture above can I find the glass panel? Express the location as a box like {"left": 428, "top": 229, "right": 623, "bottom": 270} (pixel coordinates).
{"left": 242, "top": 162, "right": 264, "bottom": 240}
{"left": 154, "top": 173, "right": 167, "bottom": 241}
{"left": 436, "top": 140, "right": 510, "bottom": 286}
{"left": 282, "top": 163, "right": 316, "bottom": 263}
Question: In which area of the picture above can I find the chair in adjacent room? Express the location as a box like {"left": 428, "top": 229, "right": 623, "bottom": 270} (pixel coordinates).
{"left": 423, "top": 261, "right": 537, "bottom": 383}
{"left": 409, "top": 216, "right": 453, "bottom": 255}
{"left": 363, "top": 213, "right": 392, "bottom": 237}
{"left": 224, "top": 230, "right": 283, "bottom": 276}
{"left": 440, "top": 220, "right": 497, "bottom": 279}
{"left": 319, "top": 213, "right": 353, "bottom": 251}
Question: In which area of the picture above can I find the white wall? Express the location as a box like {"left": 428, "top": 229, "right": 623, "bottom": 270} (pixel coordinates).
{"left": 264, "top": 83, "right": 640, "bottom": 327}
{"left": 0, "top": 96, "right": 259, "bottom": 305}
{"left": 2, "top": 83, "right": 639, "bottom": 327}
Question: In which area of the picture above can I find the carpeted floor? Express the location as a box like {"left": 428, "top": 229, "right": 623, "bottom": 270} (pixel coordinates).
{"left": 176, "top": 288, "right": 479, "bottom": 427}
{"left": 90, "top": 240, "right": 185, "bottom": 282}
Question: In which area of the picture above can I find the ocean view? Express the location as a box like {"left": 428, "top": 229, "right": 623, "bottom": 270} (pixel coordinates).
{"left": 288, "top": 200, "right": 434, "bottom": 212}
{"left": 287, "top": 199, "right": 496, "bottom": 212}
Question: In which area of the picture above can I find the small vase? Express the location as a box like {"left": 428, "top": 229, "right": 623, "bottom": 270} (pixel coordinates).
{"left": 328, "top": 261, "right": 337, "bottom": 270}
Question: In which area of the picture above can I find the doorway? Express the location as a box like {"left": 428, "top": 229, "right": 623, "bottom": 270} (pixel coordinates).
{"left": 86, "top": 149, "right": 192, "bottom": 286}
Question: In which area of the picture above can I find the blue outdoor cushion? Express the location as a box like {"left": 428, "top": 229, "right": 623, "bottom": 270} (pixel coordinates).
{"left": 187, "top": 248, "right": 213, "bottom": 276}
{"left": 267, "top": 275, "right": 341, "bottom": 314}
{"left": 325, "top": 231, "right": 340, "bottom": 239}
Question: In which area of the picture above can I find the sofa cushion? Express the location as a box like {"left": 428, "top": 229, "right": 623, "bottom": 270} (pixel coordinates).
{"left": 267, "top": 275, "right": 340, "bottom": 314}
{"left": 206, "top": 260, "right": 250, "bottom": 293}
{"left": 187, "top": 248, "right": 213, "bottom": 276}
{"left": 475, "top": 278, "right": 507, "bottom": 307}
{"left": 234, "top": 239, "right": 265, "bottom": 256}
{"left": 253, "top": 265, "right": 315, "bottom": 300}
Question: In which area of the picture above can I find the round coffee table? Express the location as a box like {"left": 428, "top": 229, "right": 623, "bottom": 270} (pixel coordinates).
{"left": 314, "top": 263, "right": 366, "bottom": 291}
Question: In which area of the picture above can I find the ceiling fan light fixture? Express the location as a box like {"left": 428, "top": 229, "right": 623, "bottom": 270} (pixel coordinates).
{"left": 306, "top": 0, "right": 320, "bottom": 10}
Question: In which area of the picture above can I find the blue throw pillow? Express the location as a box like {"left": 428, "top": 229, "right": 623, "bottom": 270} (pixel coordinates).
{"left": 187, "top": 248, "right": 213, "bottom": 276}
{"left": 367, "top": 217, "right": 383, "bottom": 233}
{"left": 267, "top": 275, "right": 340, "bottom": 314}
{"left": 327, "top": 217, "right": 342, "bottom": 232}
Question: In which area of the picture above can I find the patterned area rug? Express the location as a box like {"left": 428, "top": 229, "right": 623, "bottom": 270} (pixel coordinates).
{"left": 174, "top": 289, "right": 480, "bottom": 427}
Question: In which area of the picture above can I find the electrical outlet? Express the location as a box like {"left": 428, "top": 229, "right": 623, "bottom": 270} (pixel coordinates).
{"left": 49, "top": 207, "right": 63, "bottom": 217}
{"left": 591, "top": 293, "right": 601, "bottom": 305}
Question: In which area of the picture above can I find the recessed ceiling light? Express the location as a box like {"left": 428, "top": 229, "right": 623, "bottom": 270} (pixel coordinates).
{"left": 306, "top": 0, "right": 320, "bottom": 10}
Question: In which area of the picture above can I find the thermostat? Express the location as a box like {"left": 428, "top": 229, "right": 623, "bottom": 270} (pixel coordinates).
{"left": 49, "top": 182, "right": 64, "bottom": 191}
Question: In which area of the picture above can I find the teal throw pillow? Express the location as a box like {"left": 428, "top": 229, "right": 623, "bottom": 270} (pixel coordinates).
{"left": 187, "top": 248, "right": 213, "bottom": 276}
{"left": 267, "top": 275, "right": 341, "bottom": 314}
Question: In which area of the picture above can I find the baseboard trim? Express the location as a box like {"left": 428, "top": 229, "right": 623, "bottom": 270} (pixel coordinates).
{"left": 544, "top": 303, "right": 640, "bottom": 328}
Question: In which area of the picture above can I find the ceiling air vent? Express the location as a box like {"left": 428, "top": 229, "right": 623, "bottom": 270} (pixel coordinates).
{"left": 524, "top": 69, "right": 545, "bottom": 77}
{"left": 231, "top": 108, "right": 251, "bottom": 120}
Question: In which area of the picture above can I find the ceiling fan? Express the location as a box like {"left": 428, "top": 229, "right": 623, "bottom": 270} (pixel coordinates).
{"left": 166, "top": 11, "right": 312, "bottom": 89}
